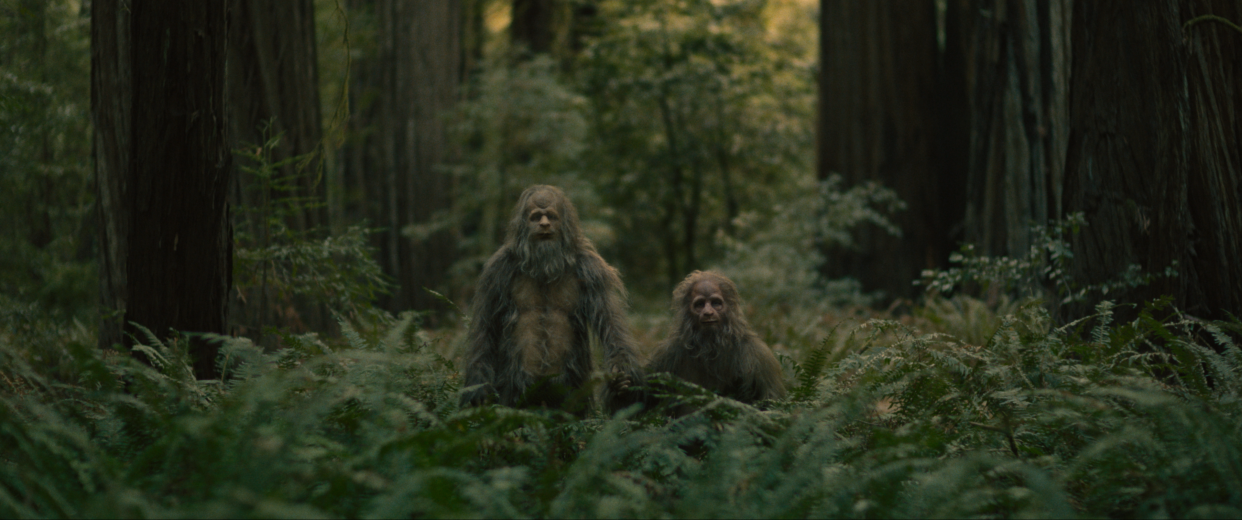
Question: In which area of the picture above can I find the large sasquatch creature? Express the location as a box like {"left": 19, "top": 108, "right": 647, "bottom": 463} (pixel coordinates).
{"left": 647, "top": 270, "right": 786, "bottom": 404}
{"left": 459, "top": 185, "right": 644, "bottom": 412}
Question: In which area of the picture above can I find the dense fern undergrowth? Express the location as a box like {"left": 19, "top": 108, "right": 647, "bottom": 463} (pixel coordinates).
{"left": 4, "top": 293, "right": 1242, "bottom": 519}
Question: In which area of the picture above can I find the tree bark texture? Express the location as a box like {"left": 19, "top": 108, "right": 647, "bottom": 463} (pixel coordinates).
{"left": 91, "top": 0, "right": 131, "bottom": 350}
{"left": 956, "top": 0, "right": 1072, "bottom": 259}
{"left": 823, "top": 0, "right": 1240, "bottom": 320}
{"left": 349, "top": 0, "right": 461, "bottom": 315}
{"left": 819, "top": 0, "right": 965, "bottom": 300}
{"left": 1063, "top": 0, "right": 1242, "bottom": 319}
{"left": 93, "top": 0, "right": 233, "bottom": 378}
{"left": 227, "top": 0, "right": 326, "bottom": 233}
{"left": 226, "top": 0, "right": 328, "bottom": 336}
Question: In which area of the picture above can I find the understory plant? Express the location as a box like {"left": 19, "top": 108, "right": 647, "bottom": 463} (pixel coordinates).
{"left": 3, "top": 289, "right": 1241, "bottom": 518}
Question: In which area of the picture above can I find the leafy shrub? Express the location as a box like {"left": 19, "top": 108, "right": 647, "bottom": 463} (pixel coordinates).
{"left": 232, "top": 130, "right": 392, "bottom": 339}
{"left": 919, "top": 212, "right": 1178, "bottom": 311}
{"left": 4, "top": 291, "right": 1242, "bottom": 518}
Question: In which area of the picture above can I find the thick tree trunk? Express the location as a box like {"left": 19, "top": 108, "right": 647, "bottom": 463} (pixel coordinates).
{"left": 957, "top": 0, "right": 1073, "bottom": 261}
{"left": 819, "top": 0, "right": 963, "bottom": 301}
{"left": 349, "top": 0, "right": 461, "bottom": 316}
{"left": 1063, "top": 0, "right": 1242, "bottom": 320}
{"left": 822, "top": 0, "right": 1240, "bottom": 320}
{"left": 93, "top": 0, "right": 233, "bottom": 378}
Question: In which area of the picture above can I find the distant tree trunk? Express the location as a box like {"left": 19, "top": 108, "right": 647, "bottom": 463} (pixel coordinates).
{"left": 92, "top": 0, "right": 233, "bottom": 379}
{"left": 511, "top": 0, "right": 556, "bottom": 55}
{"left": 91, "top": 0, "right": 131, "bottom": 350}
{"left": 823, "top": 0, "right": 1240, "bottom": 320}
{"left": 1062, "top": 0, "right": 1242, "bottom": 320}
{"left": 462, "top": 0, "right": 487, "bottom": 79}
{"left": 227, "top": 0, "right": 328, "bottom": 337}
{"left": 956, "top": 0, "right": 1072, "bottom": 263}
{"left": 228, "top": 0, "right": 326, "bottom": 233}
{"left": 349, "top": 0, "right": 461, "bottom": 316}
{"left": 819, "top": 0, "right": 963, "bottom": 301}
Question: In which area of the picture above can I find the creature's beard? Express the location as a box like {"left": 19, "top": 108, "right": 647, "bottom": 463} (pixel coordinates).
{"left": 683, "top": 320, "right": 735, "bottom": 360}
{"left": 517, "top": 235, "right": 575, "bottom": 282}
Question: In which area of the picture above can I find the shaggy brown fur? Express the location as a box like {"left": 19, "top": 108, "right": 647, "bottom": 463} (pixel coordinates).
{"left": 647, "top": 270, "right": 786, "bottom": 404}
{"left": 459, "top": 185, "right": 644, "bottom": 411}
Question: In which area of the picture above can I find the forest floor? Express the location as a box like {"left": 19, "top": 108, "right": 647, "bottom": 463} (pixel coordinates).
{"left": 3, "top": 293, "right": 1241, "bottom": 518}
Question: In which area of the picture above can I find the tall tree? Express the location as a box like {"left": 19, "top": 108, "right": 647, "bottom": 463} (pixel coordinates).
{"left": 1062, "top": 0, "right": 1241, "bottom": 320}
{"left": 228, "top": 0, "right": 326, "bottom": 233}
{"left": 952, "top": 0, "right": 1072, "bottom": 264}
{"left": 818, "top": 0, "right": 966, "bottom": 301}
{"left": 347, "top": 0, "right": 462, "bottom": 315}
{"left": 227, "top": 0, "right": 329, "bottom": 336}
{"left": 826, "top": 0, "right": 1242, "bottom": 320}
{"left": 92, "top": 0, "right": 233, "bottom": 379}
{"left": 512, "top": 0, "right": 558, "bottom": 55}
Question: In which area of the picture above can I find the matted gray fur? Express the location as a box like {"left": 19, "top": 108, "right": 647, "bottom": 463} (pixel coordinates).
{"left": 647, "top": 270, "right": 786, "bottom": 404}
{"left": 459, "top": 185, "right": 644, "bottom": 410}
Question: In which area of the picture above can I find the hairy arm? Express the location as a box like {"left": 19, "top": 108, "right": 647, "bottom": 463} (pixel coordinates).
{"left": 745, "top": 337, "right": 787, "bottom": 402}
{"left": 460, "top": 248, "right": 518, "bottom": 407}
{"left": 576, "top": 252, "right": 645, "bottom": 405}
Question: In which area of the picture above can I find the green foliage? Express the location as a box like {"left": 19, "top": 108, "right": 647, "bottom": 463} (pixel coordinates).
{"left": 0, "top": 1, "right": 95, "bottom": 320}
{"left": 5, "top": 290, "right": 1242, "bottom": 518}
{"left": 716, "top": 173, "right": 903, "bottom": 310}
{"left": 447, "top": 53, "right": 606, "bottom": 288}
{"left": 919, "top": 212, "right": 1178, "bottom": 307}
{"left": 232, "top": 129, "right": 392, "bottom": 329}
{"left": 710, "top": 173, "right": 902, "bottom": 364}
{"left": 577, "top": 0, "right": 819, "bottom": 292}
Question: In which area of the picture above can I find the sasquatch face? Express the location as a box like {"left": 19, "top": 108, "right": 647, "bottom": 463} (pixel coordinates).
{"left": 689, "top": 280, "right": 727, "bottom": 328}
{"left": 525, "top": 190, "right": 561, "bottom": 242}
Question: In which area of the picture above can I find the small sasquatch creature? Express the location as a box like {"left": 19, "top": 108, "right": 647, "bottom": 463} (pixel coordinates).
{"left": 459, "top": 185, "right": 644, "bottom": 412}
{"left": 647, "top": 270, "right": 786, "bottom": 405}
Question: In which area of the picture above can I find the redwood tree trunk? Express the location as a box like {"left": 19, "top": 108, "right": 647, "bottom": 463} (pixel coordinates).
{"left": 227, "top": 0, "right": 328, "bottom": 336}
{"left": 228, "top": 0, "right": 326, "bottom": 233}
{"left": 93, "top": 0, "right": 233, "bottom": 378}
{"left": 512, "top": 0, "right": 557, "bottom": 55}
{"left": 818, "top": 0, "right": 963, "bottom": 301}
{"left": 1062, "top": 0, "right": 1242, "bottom": 320}
{"left": 91, "top": 0, "right": 131, "bottom": 350}
{"left": 957, "top": 0, "right": 1073, "bottom": 262}
{"left": 349, "top": 0, "right": 461, "bottom": 316}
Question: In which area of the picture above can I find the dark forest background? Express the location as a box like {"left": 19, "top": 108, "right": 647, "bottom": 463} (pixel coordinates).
{"left": 3, "top": 0, "right": 1242, "bottom": 517}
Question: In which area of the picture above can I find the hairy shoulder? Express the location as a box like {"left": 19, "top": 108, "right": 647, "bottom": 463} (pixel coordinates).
{"left": 574, "top": 250, "right": 623, "bottom": 288}
{"left": 745, "top": 335, "right": 782, "bottom": 370}
{"left": 470, "top": 246, "right": 519, "bottom": 312}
